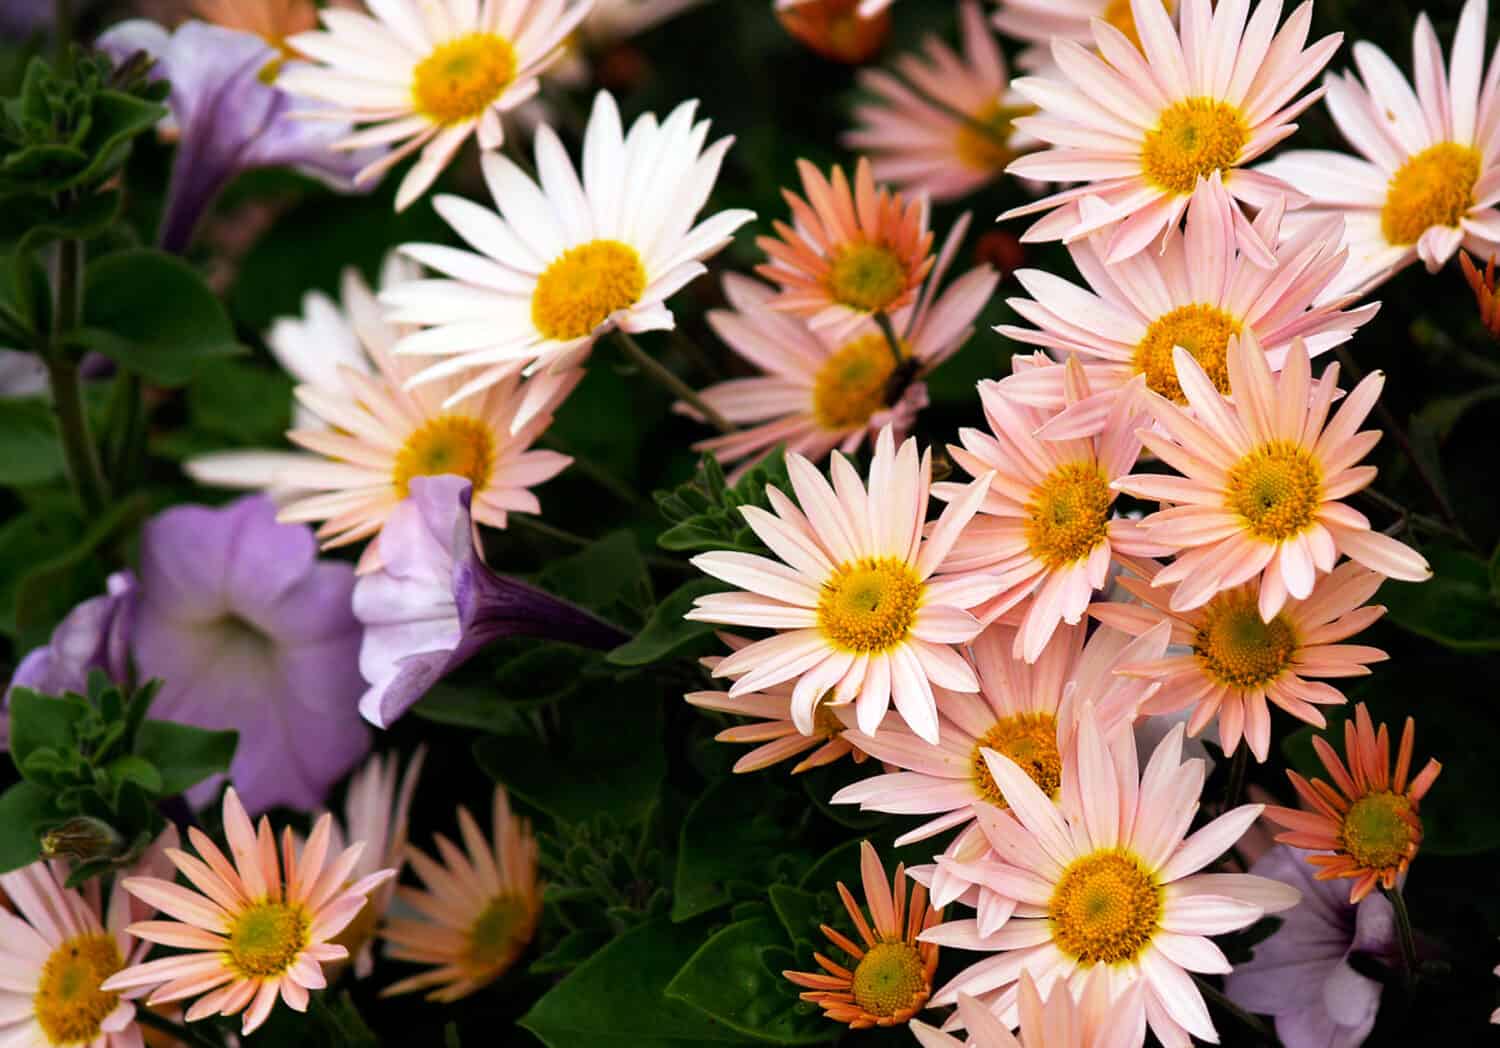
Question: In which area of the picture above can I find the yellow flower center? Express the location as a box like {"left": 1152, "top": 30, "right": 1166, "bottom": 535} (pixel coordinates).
{"left": 412, "top": 32, "right": 517, "bottom": 125}
{"left": 817, "top": 557, "right": 923, "bottom": 653}
{"left": 1380, "top": 142, "right": 1481, "bottom": 246}
{"left": 228, "top": 901, "right": 309, "bottom": 978}
{"left": 972, "top": 712, "right": 1062, "bottom": 806}
{"left": 827, "top": 242, "right": 908, "bottom": 313}
{"left": 1102, "top": 0, "right": 1173, "bottom": 50}
{"left": 1340, "top": 791, "right": 1418, "bottom": 872}
{"left": 392, "top": 414, "right": 496, "bottom": 499}
{"left": 812, "top": 699, "right": 845, "bottom": 738}
{"left": 463, "top": 894, "right": 530, "bottom": 976}
{"left": 1224, "top": 441, "right": 1323, "bottom": 542}
{"left": 849, "top": 941, "right": 928, "bottom": 1018}
{"left": 811, "top": 333, "right": 906, "bottom": 432}
{"left": 1049, "top": 850, "right": 1162, "bottom": 966}
{"left": 1025, "top": 462, "right": 1112, "bottom": 568}
{"left": 1134, "top": 303, "right": 1243, "bottom": 401}
{"left": 1193, "top": 589, "right": 1298, "bottom": 689}
{"left": 954, "top": 100, "right": 1029, "bottom": 172}
{"left": 531, "top": 239, "right": 647, "bottom": 342}
{"left": 34, "top": 933, "right": 123, "bottom": 1046}
{"left": 1141, "top": 98, "right": 1250, "bottom": 196}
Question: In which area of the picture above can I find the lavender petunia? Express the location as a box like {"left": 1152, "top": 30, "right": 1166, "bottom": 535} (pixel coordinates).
{"left": 1226, "top": 845, "right": 1399, "bottom": 1048}
{"left": 354, "top": 475, "right": 628, "bottom": 729}
{"left": 133, "top": 495, "right": 369, "bottom": 815}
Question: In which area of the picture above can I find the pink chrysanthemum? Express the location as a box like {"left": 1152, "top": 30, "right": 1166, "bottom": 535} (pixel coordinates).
{"left": 685, "top": 426, "right": 997, "bottom": 745}
{"left": 992, "top": 0, "right": 1176, "bottom": 72}
{"left": 911, "top": 970, "right": 1147, "bottom": 1048}
{"left": 1114, "top": 334, "right": 1432, "bottom": 620}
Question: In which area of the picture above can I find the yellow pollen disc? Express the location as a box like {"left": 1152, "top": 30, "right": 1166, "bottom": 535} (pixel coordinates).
{"left": 1380, "top": 142, "right": 1481, "bottom": 246}
{"left": 392, "top": 414, "right": 496, "bottom": 499}
{"left": 1049, "top": 850, "right": 1162, "bottom": 965}
{"left": 1193, "top": 589, "right": 1297, "bottom": 688}
{"left": 1141, "top": 98, "right": 1250, "bottom": 196}
{"left": 1340, "top": 791, "right": 1418, "bottom": 872}
{"left": 1102, "top": 0, "right": 1173, "bottom": 51}
{"left": 954, "top": 100, "right": 1029, "bottom": 172}
{"left": 531, "top": 239, "right": 647, "bottom": 342}
{"left": 1134, "top": 303, "right": 1243, "bottom": 401}
{"left": 849, "top": 941, "right": 928, "bottom": 1018}
{"left": 1025, "top": 462, "right": 1112, "bottom": 569}
{"left": 412, "top": 32, "right": 517, "bottom": 125}
{"left": 34, "top": 933, "right": 123, "bottom": 1046}
{"left": 812, "top": 333, "right": 907, "bottom": 432}
{"left": 228, "top": 901, "right": 309, "bottom": 978}
{"left": 817, "top": 557, "right": 923, "bottom": 654}
{"left": 972, "top": 712, "right": 1062, "bottom": 805}
{"left": 464, "top": 894, "right": 530, "bottom": 976}
{"left": 1224, "top": 441, "right": 1323, "bottom": 542}
{"left": 827, "top": 242, "right": 908, "bottom": 313}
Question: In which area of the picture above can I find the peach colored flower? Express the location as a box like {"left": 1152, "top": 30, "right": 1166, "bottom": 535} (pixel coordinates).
{"left": 911, "top": 969, "right": 1147, "bottom": 1048}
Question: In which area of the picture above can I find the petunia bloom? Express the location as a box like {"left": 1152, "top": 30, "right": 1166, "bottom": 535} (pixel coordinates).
{"left": 6, "top": 571, "right": 135, "bottom": 704}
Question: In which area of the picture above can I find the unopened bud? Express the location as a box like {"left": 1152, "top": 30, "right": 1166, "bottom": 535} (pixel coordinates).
{"left": 41, "top": 816, "right": 124, "bottom": 863}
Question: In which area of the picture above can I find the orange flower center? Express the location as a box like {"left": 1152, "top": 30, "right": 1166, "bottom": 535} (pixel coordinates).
{"left": 35, "top": 933, "right": 123, "bottom": 1046}
{"left": 972, "top": 712, "right": 1062, "bottom": 805}
{"left": 1381, "top": 142, "right": 1481, "bottom": 246}
{"left": 811, "top": 333, "right": 905, "bottom": 431}
{"left": 1193, "top": 589, "right": 1298, "bottom": 688}
{"left": 229, "top": 901, "right": 309, "bottom": 978}
{"left": 817, "top": 557, "right": 923, "bottom": 653}
{"left": 392, "top": 414, "right": 496, "bottom": 499}
{"left": 1025, "top": 462, "right": 1112, "bottom": 568}
{"left": 1340, "top": 791, "right": 1418, "bottom": 872}
{"left": 412, "top": 33, "right": 517, "bottom": 125}
{"left": 1134, "top": 303, "right": 1243, "bottom": 401}
{"left": 954, "top": 100, "right": 1028, "bottom": 172}
{"left": 827, "top": 242, "right": 908, "bottom": 314}
{"left": 1224, "top": 441, "right": 1323, "bottom": 542}
{"left": 1141, "top": 98, "right": 1249, "bottom": 196}
{"left": 849, "top": 941, "right": 928, "bottom": 1018}
{"left": 463, "top": 894, "right": 531, "bottom": 976}
{"left": 1049, "top": 850, "right": 1162, "bottom": 965}
{"left": 531, "top": 239, "right": 647, "bottom": 341}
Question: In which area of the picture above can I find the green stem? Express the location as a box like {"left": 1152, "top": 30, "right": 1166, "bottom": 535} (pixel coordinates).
{"left": 614, "top": 330, "right": 735, "bottom": 434}
{"left": 1223, "top": 742, "right": 1249, "bottom": 812}
{"left": 53, "top": 0, "right": 73, "bottom": 66}
{"left": 46, "top": 239, "right": 110, "bottom": 515}
{"left": 1382, "top": 884, "right": 1419, "bottom": 994}
{"left": 511, "top": 514, "right": 693, "bottom": 576}
{"left": 874, "top": 310, "right": 904, "bottom": 368}
{"left": 1355, "top": 488, "right": 1474, "bottom": 549}
{"left": 1192, "top": 976, "right": 1276, "bottom": 1043}
{"left": 541, "top": 435, "right": 651, "bottom": 512}
{"left": 134, "top": 1008, "right": 224, "bottom": 1048}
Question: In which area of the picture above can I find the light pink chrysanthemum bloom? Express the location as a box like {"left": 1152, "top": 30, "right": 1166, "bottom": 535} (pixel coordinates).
{"left": 997, "top": 175, "right": 1378, "bottom": 434}
{"left": 845, "top": 1, "right": 1037, "bottom": 201}
{"left": 992, "top": 0, "right": 1177, "bottom": 73}
{"left": 0, "top": 834, "right": 176, "bottom": 1048}
{"left": 685, "top": 426, "right": 997, "bottom": 745}
{"left": 101, "top": 788, "right": 396, "bottom": 1036}
{"left": 1092, "top": 558, "right": 1389, "bottom": 761}
{"left": 1261, "top": 0, "right": 1500, "bottom": 296}
{"left": 1001, "top": 0, "right": 1340, "bottom": 263}
{"left": 922, "top": 711, "right": 1301, "bottom": 1048}
{"left": 278, "top": 0, "right": 593, "bottom": 211}
{"left": 683, "top": 217, "right": 998, "bottom": 481}
{"left": 911, "top": 970, "right": 1147, "bottom": 1048}
{"left": 1115, "top": 334, "right": 1432, "bottom": 620}
{"left": 934, "top": 362, "right": 1170, "bottom": 662}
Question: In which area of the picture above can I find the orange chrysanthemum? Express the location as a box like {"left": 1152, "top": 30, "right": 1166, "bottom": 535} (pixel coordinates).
{"left": 775, "top": 0, "right": 891, "bottom": 64}
{"left": 1460, "top": 250, "right": 1500, "bottom": 340}
{"left": 783, "top": 840, "right": 941, "bottom": 1029}
{"left": 192, "top": 0, "right": 316, "bottom": 56}
{"left": 1266, "top": 703, "right": 1442, "bottom": 902}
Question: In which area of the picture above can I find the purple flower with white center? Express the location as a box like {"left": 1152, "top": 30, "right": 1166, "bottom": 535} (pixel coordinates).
{"left": 95, "top": 20, "right": 377, "bottom": 253}
{"left": 354, "top": 475, "right": 628, "bottom": 729}
{"left": 133, "top": 495, "right": 369, "bottom": 815}
{"left": 1226, "top": 844, "right": 1399, "bottom": 1048}
{"left": 0, "top": 350, "right": 47, "bottom": 397}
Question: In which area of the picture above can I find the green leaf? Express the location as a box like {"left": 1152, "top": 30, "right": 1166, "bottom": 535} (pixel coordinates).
{"left": 445, "top": 1024, "right": 462, "bottom": 1048}
{"left": 665, "top": 917, "right": 831, "bottom": 1045}
{"left": 0, "top": 781, "right": 60, "bottom": 872}
{"left": 520, "top": 919, "right": 758, "bottom": 1048}
{"left": 76, "top": 249, "right": 242, "bottom": 386}
{"left": 9, "top": 688, "right": 85, "bottom": 781}
{"left": 134, "top": 720, "right": 238, "bottom": 797}
{"left": 608, "top": 579, "right": 726, "bottom": 667}
{"left": 13, "top": 494, "right": 145, "bottom": 650}
{"left": 767, "top": 885, "right": 824, "bottom": 954}
{"left": 536, "top": 530, "right": 651, "bottom": 621}
{"left": 0, "top": 396, "right": 65, "bottom": 485}
{"left": 1381, "top": 545, "right": 1500, "bottom": 651}
{"left": 104, "top": 755, "right": 161, "bottom": 796}
{"left": 0, "top": 504, "right": 85, "bottom": 638}
{"left": 530, "top": 929, "right": 612, "bottom": 975}
{"left": 185, "top": 358, "right": 293, "bottom": 445}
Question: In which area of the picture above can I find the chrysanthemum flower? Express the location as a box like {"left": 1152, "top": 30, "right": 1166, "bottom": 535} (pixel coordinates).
{"left": 774, "top": 0, "right": 891, "bottom": 64}
{"left": 923, "top": 713, "right": 1301, "bottom": 1047}
{"left": 911, "top": 970, "right": 1147, "bottom": 1048}
{"left": 278, "top": 0, "right": 592, "bottom": 210}
{"left": 192, "top": 0, "right": 315, "bottom": 58}
{"left": 185, "top": 259, "right": 578, "bottom": 573}
{"left": 686, "top": 220, "right": 998, "bottom": 479}
{"left": 756, "top": 157, "right": 935, "bottom": 338}
{"left": 1115, "top": 334, "right": 1432, "bottom": 620}
{"left": 685, "top": 633, "right": 869, "bottom": 773}
{"left": 1092, "top": 559, "right": 1389, "bottom": 761}
{"left": 934, "top": 362, "right": 1168, "bottom": 662}
{"left": 1264, "top": 704, "right": 1442, "bottom": 903}
{"left": 783, "top": 840, "right": 941, "bottom": 1029}
{"left": 101, "top": 788, "right": 396, "bottom": 1036}
{"left": 1460, "top": 250, "right": 1500, "bottom": 339}
{"left": 845, "top": 1, "right": 1036, "bottom": 202}
{"left": 997, "top": 175, "right": 1377, "bottom": 426}
{"left": 383, "top": 90, "right": 753, "bottom": 398}
{"left": 381, "top": 785, "right": 541, "bottom": 1002}
{"left": 1001, "top": 0, "right": 1339, "bottom": 262}
{"left": 993, "top": 0, "right": 1175, "bottom": 72}
{"left": 685, "top": 426, "right": 996, "bottom": 745}
{"left": 0, "top": 836, "right": 175, "bottom": 1048}
{"left": 1259, "top": 0, "right": 1500, "bottom": 294}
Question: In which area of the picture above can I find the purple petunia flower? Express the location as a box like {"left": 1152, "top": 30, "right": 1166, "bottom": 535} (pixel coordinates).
{"left": 133, "top": 495, "right": 369, "bottom": 814}
{"left": 1226, "top": 844, "right": 1399, "bottom": 1048}
{"left": 354, "top": 475, "right": 628, "bottom": 729}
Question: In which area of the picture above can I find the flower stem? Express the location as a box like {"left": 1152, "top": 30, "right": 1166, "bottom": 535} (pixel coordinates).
{"left": 46, "top": 237, "right": 110, "bottom": 516}
{"left": 1192, "top": 975, "right": 1276, "bottom": 1042}
{"left": 874, "top": 310, "right": 904, "bottom": 367}
{"left": 135, "top": 1009, "right": 223, "bottom": 1048}
{"left": 614, "top": 330, "right": 735, "bottom": 434}
{"left": 1382, "top": 883, "right": 1419, "bottom": 994}
{"left": 1223, "top": 741, "right": 1249, "bottom": 811}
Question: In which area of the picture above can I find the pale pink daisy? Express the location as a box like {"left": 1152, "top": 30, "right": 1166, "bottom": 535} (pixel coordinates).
{"left": 845, "top": 1, "right": 1037, "bottom": 202}
{"left": 278, "top": 0, "right": 594, "bottom": 211}
{"left": 911, "top": 970, "right": 1147, "bottom": 1048}
{"left": 1092, "top": 559, "right": 1390, "bottom": 761}
{"left": 1114, "top": 334, "right": 1432, "bottom": 621}
{"left": 684, "top": 217, "right": 998, "bottom": 481}
{"left": 101, "top": 788, "right": 396, "bottom": 1036}
{"left": 922, "top": 711, "right": 1301, "bottom": 1048}
{"left": 933, "top": 361, "right": 1169, "bottom": 662}
{"left": 685, "top": 426, "right": 997, "bottom": 745}
{"left": 993, "top": 0, "right": 1176, "bottom": 72}
{"left": 1259, "top": 0, "right": 1500, "bottom": 295}
{"left": 1001, "top": 0, "right": 1340, "bottom": 263}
